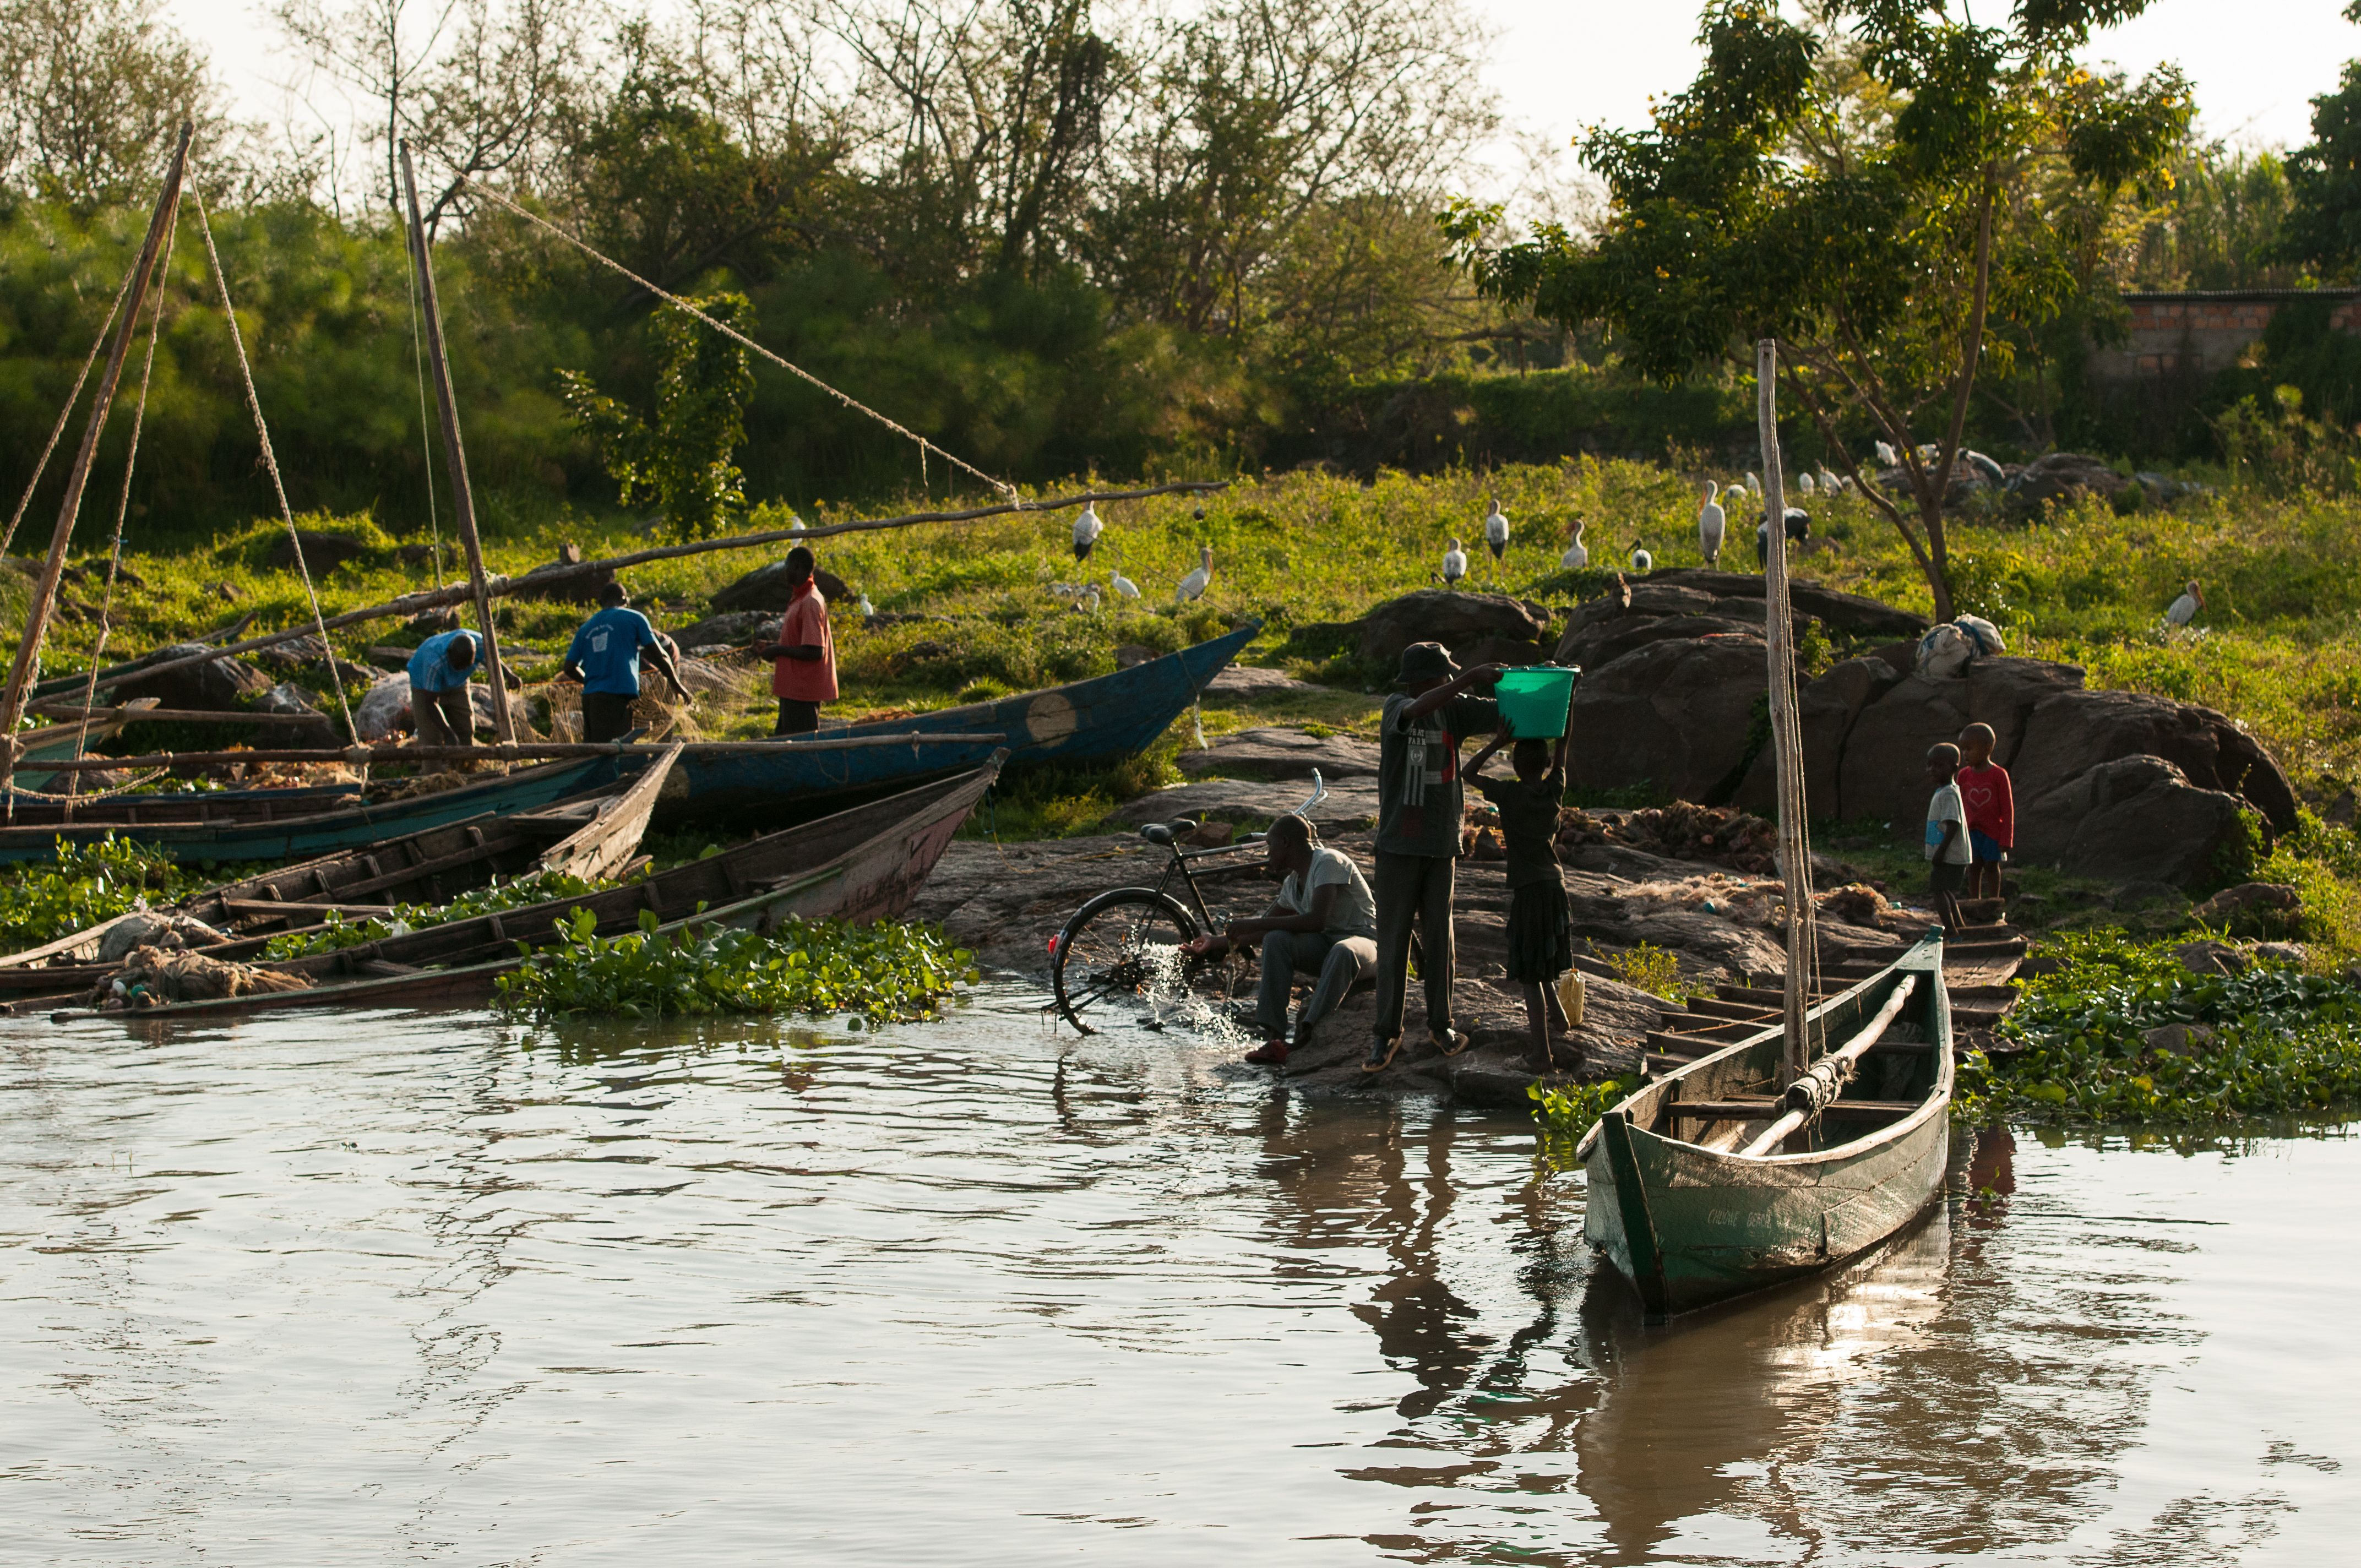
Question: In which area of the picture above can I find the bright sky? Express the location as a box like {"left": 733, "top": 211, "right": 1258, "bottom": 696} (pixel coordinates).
{"left": 165, "top": 0, "right": 2357, "bottom": 182}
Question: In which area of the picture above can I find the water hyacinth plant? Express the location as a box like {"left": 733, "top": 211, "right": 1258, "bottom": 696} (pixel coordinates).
{"left": 496, "top": 906, "right": 976, "bottom": 1023}
{"left": 0, "top": 836, "right": 192, "bottom": 950}
{"left": 260, "top": 870, "right": 623, "bottom": 959}
{"left": 1529, "top": 1074, "right": 1645, "bottom": 1164}
{"left": 1957, "top": 931, "right": 2361, "bottom": 1125}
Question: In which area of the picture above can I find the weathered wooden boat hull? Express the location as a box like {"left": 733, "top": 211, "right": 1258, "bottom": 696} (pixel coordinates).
{"left": 1576, "top": 935, "right": 1953, "bottom": 1318}
{"left": 655, "top": 625, "right": 1255, "bottom": 819}
{"left": 0, "top": 756, "right": 610, "bottom": 865}
{"left": 41, "top": 758, "right": 1002, "bottom": 1020}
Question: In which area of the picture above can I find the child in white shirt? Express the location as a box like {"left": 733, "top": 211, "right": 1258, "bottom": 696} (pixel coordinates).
{"left": 1924, "top": 742, "right": 1970, "bottom": 933}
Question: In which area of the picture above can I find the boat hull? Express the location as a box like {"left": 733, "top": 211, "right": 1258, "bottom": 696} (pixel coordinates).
{"left": 655, "top": 624, "right": 1256, "bottom": 821}
{"left": 1577, "top": 936, "right": 1953, "bottom": 1317}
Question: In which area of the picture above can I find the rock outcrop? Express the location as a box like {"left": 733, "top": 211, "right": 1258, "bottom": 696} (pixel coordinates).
{"left": 1564, "top": 634, "right": 1767, "bottom": 803}
{"left": 110, "top": 644, "right": 273, "bottom": 712}
{"left": 710, "top": 559, "right": 853, "bottom": 612}
{"left": 1176, "top": 726, "right": 1380, "bottom": 781}
{"left": 1354, "top": 589, "right": 1554, "bottom": 669}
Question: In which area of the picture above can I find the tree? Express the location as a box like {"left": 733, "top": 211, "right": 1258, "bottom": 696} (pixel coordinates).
{"left": 0, "top": 0, "right": 225, "bottom": 210}
{"left": 2281, "top": 3, "right": 2361, "bottom": 280}
{"left": 558, "top": 291, "right": 755, "bottom": 539}
{"left": 1444, "top": 1, "right": 2189, "bottom": 620}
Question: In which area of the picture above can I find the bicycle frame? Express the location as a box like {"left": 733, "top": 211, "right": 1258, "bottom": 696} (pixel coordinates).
{"left": 1147, "top": 837, "right": 1269, "bottom": 933}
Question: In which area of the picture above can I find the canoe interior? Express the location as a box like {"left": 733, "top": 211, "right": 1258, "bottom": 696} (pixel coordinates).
{"left": 1577, "top": 933, "right": 1954, "bottom": 1320}
{"left": 0, "top": 756, "right": 611, "bottom": 864}
{"left": 655, "top": 624, "right": 1253, "bottom": 826}
{"left": 45, "top": 756, "right": 1002, "bottom": 1020}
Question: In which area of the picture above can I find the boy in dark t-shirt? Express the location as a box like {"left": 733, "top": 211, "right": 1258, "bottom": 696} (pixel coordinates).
{"left": 1466, "top": 717, "right": 1576, "bottom": 1070}
{"left": 1363, "top": 641, "right": 1500, "bottom": 1073}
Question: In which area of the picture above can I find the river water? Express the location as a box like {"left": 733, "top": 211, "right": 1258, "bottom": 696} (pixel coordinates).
{"left": 3, "top": 986, "right": 2354, "bottom": 1565}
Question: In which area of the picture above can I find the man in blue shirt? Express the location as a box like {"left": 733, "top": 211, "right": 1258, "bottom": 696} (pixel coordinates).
{"left": 563, "top": 582, "right": 686, "bottom": 743}
{"left": 407, "top": 628, "right": 481, "bottom": 749}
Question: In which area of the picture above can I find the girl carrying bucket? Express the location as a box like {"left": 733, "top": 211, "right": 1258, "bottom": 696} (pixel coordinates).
{"left": 1465, "top": 668, "right": 1579, "bottom": 1071}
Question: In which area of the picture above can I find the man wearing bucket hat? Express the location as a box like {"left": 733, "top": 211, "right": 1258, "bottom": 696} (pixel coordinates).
{"left": 1364, "top": 640, "right": 1502, "bottom": 1072}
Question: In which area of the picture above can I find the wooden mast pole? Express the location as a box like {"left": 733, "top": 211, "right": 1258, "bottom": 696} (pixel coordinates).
{"left": 1757, "top": 338, "right": 1813, "bottom": 1088}
{"left": 0, "top": 122, "right": 192, "bottom": 788}
{"left": 399, "top": 141, "right": 515, "bottom": 745}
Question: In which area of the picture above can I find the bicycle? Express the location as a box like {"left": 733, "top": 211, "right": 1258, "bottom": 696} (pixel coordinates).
{"left": 1047, "top": 817, "right": 1272, "bottom": 1035}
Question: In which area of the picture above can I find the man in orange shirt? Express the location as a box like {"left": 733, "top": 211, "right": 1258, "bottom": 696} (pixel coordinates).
{"left": 760, "top": 546, "right": 837, "bottom": 734}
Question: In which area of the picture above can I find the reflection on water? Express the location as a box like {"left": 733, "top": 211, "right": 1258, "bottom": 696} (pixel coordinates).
{"left": 2, "top": 989, "right": 2353, "bottom": 1565}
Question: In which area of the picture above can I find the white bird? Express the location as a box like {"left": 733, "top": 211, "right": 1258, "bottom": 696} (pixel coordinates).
{"left": 1747, "top": 471, "right": 1761, "bottom": 495}
{"left": 1560, "top": 520, "right": 1589, "bottom": 570}
{"left": 1961, "top": 449, "right": 2007, "bottom": 486}
{"left": 787, "top": 514, "right": 806, "bottom": 533}
{"left": 1916, "top": 442, "right": 1940, "bottom": 463}
{"left": 1698, "top": 482, "right": 1725, "bottom": 567}
{"left": 1071, "top": 502, "right": 1102, "bottom": 561}
{"left": 856, "top": 592, "right": 875, "bottom": 619}
{"left": 1818, "top": 468, "right": 1842, "bottom": 494}
{"left": 1109, "top": 566, "right": 1140, "bottom": 600}
{"left": 1628, "top": 540, "right": 1653, "bottom": 573}
{"left": 1176, "top": 545, "right": 1213, "bottom": 604}
{"left": 1874, "top": 440, "right": 1897, "bottom": 467}
{"left": 1797, "top": 470, "right": 1815, "bottom": 496}
{"left": 1440, "top": 537, "right": 1468, "bottom": 586}
{"left": 1483, "top": 497, "right": 1510, "bottom": 562}
{"left": 2166, "top": 579, "right": 2202, "bottom": 627}
{"left": 1081, "top": 586, "right": 1101, "bottom": 611}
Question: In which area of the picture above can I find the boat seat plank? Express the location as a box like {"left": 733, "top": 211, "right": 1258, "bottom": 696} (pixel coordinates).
{"left": 1669, "top": 1098, "right": 1921, "bottom": 1120}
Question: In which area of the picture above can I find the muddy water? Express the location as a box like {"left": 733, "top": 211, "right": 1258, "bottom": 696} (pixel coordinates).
{"left": 2, "top": 988, "right": 2353, "bottom": 1565}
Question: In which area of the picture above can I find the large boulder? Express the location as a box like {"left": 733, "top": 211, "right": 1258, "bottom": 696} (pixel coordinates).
{"left": 1176, "top": 726, "right": 1380, "bottom": 780}
{"left": 2008, "top": 452, "right": 2134, "bottom": 513}
{"left": 355, "top": 673, "right": 411, "bottom": 741}
{"left": 1565, "top": 634, "right": 1765, "bottom": 803}
{"left": 673, "top": 610, "right": 780, "bottom": 650}
{"left": 710, "top": 559, "right": 853, "bottom": 612}
{"left": 110, "top": 644, "right": 273, "bottom": 713}
{"left": 2012, "top": 688, "right": 2297, "bottom": 831}
{"left": 1560, "top": 612, "right": 1783, "bottom": 673}
{"left": 1355, "top": 590, "right": 1551, "bottom": 667}
{"left": 2016, "top": 755, "right": 2253, "bottom": 886}
{"left": 264, "top": 528, "right": 377, "bottom": 575}
{"left": 1733, "top": 655, "right": 1902, "bottom": 815}
{"left": 1638, "top": 569, "right": 1931, "bottom": 640}
{"left": 1823, "top": 657, "right": 2088, "bottom": 827}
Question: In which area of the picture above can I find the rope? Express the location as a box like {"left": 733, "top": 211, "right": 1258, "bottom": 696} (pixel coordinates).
{"left": 401, "top": 226, "right": 448, "bottom": 586}
{"left": 189, "top": 188, "right": 362, "bottom": 750}
{"left": 7, "top": 767, "right": 175, "bottom": 802}
{"left": 66, "top": 183, "right": 182, "bottom": 811}
{"left": 454, "top": 176, "right": 1020, "bottom": 507}
{"left": 0, "top": 263, "right": 138, "bottom": 558}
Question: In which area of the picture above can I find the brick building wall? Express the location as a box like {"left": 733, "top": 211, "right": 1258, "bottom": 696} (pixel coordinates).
{"left": 2090, "top": 290, "right": 2361, "bottom": 383}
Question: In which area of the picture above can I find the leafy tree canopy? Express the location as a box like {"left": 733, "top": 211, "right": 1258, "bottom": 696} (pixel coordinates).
{"left": 2280, "top": 3, "right": 2361, "bottom": 280}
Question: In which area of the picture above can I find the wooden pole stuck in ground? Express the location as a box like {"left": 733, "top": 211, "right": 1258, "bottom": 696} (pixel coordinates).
{"left": 1756, "top": 337, "right": 1814, "bottom": 1089}
{"left": 399, "top": 141, "right": 515, "bottom": 748}
{"left": 0, "top": 122, "right": 193, "bottom": 785}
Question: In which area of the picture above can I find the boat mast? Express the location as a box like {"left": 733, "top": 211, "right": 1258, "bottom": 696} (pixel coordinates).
{"left": 1756, "top": 339, "right": 1816, "bottom": 1087}
{"left": 399, "top": 141, "right": 516, "bottom": 747}
{"left": 0, "top": 123, "right": 192, "bottom": 791}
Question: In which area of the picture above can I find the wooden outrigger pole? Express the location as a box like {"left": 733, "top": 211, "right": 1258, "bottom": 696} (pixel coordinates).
{"left": 1756, "top": 337, "right": 1817, "bottom": 1086}
{"left": 0, "top": 122, "right": 193, "bottom": 791}
{"left": 399, "top": 140, "right": 515, "bottom": 746}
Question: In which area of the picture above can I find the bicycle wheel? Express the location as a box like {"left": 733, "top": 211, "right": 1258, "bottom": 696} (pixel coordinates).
{"left": 1049, "top": 888, "right": 1252, "bottom": 1036}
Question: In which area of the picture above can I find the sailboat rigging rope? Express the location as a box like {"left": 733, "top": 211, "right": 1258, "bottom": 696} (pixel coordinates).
{"left": 451, "top": 174, "right": 1020, "bottom": 508}
{"left": 0, "top": 265, "right": 138, "bottom": 558}
{"left": 190, "top": 188, "right": 362, "bottom": 751}
{"left": 67, "top": 183, "right": 183, "bottom": 809}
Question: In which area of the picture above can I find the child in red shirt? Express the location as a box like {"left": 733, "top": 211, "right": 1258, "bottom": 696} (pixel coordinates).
{"left": 1955, "top": 722, "right": 2013, "bottom": 902}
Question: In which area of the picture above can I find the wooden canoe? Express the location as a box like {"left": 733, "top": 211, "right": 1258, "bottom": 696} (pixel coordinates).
{"left": 657, "top": 624, "right": 1255, "bottom": 820}
{"left": 0, "top": 749, "right": 682, "bottom": 983}
{"left": 10, "top": 698, "right": 164, "bottom": 792}
{"left": 1575, "top": 932, "right": 1954, "bottom": 1320}
{"left": 0, "top": 755, "right": 612, "bottom": 865}
{"left": 35, "top": 754, "right": 1003, "bottom": 1019}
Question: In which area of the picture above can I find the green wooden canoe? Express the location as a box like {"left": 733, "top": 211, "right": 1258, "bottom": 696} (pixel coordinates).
{"left": 1576, "top": 931, "right": 1953, "bottom": 1319}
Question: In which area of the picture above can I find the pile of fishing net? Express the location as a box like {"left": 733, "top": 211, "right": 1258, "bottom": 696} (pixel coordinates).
{"left": 1553, "top": 802, "right": 1781, "bottom": 873}
{"left": 88, "top": 945, "right": 313, "bottom": 1009}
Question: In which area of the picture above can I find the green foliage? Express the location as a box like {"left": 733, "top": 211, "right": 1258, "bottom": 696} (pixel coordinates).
{"left": 1956, "top": 930, "right": 2361, "bottom": 1124}
{"left": 1604, "top": 941, "right": 1684, "bottom": 999}
{"left": 260, "top": 870, "right": 621, "bottom": 959}
{"left": 1529, "top": 1074, "right": 1643, "bottom": 1163}
{"left": 496, "top": 906, "right": 976, "bottom": 1022}
{"left": 0, "top": 835, "right": 191, "bottom": 950}
{"left": 2278, "top": 12, "right": 2361, "bottom": 280}
{"left": 560, "top": 291, "right": 755, "bottom": 540}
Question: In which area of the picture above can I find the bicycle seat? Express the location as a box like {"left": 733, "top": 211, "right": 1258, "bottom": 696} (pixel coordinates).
{"left": 1141, "top": 824, "right": 1173, "bottom": 845}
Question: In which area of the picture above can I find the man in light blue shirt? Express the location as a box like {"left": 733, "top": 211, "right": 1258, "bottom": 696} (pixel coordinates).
{"left": 406, "top": 629, "right": 480, "bottom": 749}
{"left": 562, "top": 582, "right": 684, "bottom": 743}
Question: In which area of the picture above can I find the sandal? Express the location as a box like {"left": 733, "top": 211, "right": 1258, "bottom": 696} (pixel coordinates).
{"left": 1432, "top": 1027, "right": 1471, "bottom": 1058}
{"left": 1361, "top": 1035, "right": 1402, "bottom": 1073}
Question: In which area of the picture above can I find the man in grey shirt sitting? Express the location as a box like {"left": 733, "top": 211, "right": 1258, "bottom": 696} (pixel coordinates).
{"left": 1183, "top": 813, "right": 1377, "bottom": 1067}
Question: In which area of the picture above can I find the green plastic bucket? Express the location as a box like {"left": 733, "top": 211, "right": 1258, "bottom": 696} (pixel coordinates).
{"left": 1494, "top": 666, "right": 1577, "bottom": 739}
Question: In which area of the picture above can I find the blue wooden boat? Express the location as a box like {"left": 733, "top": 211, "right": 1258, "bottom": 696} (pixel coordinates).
{"left": 0, "top": 755, "right": 608, "bottom": 865}
{"left": 659, "top": 623, "right": 1257, "bottom": 819}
